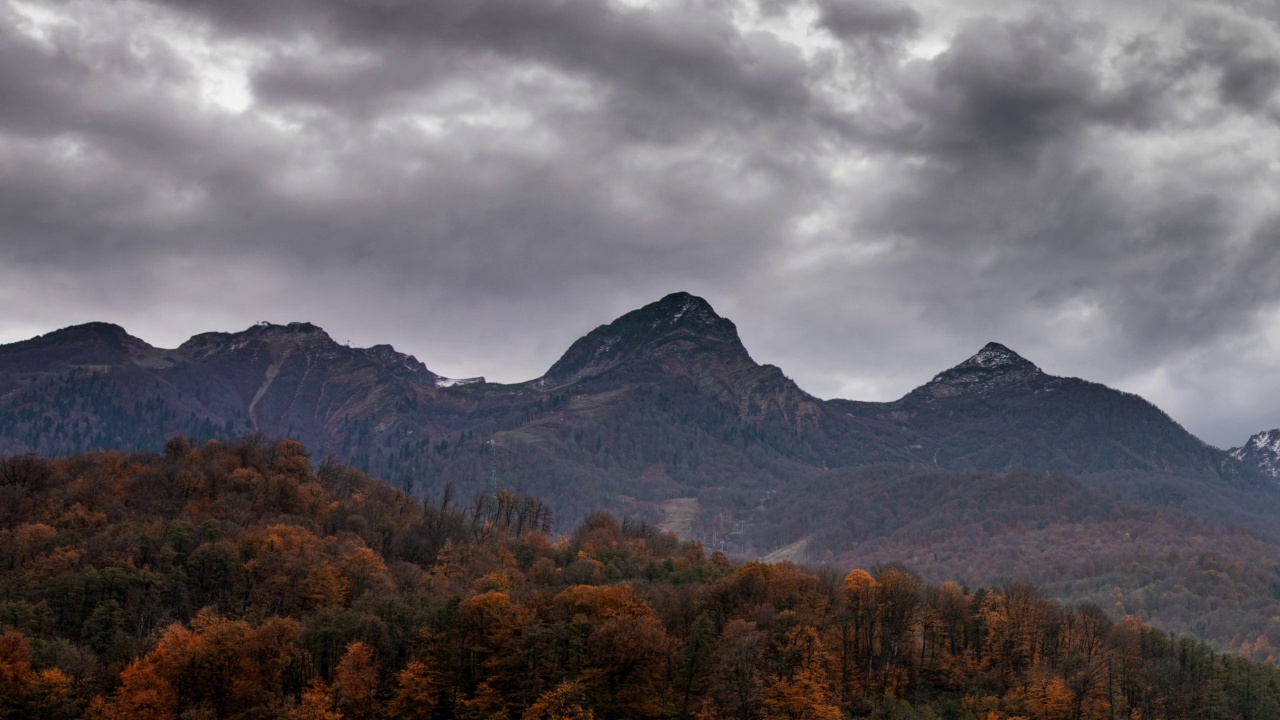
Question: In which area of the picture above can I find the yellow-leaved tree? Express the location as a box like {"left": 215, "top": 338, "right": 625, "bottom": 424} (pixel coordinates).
{"left": 523, "top": 680, "right": 595, "bottom": 720}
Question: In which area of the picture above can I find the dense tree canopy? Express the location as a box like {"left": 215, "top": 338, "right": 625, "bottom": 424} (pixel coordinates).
{"left": 0, "top": 438, "right": 1277, "bottom": 719}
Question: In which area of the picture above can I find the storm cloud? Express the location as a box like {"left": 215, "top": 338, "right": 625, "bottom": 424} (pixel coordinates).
{"left": 1, "top": 0, "right": 1278, "bottom": 448}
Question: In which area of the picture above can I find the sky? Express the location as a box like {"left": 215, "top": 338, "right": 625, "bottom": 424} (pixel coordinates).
{"left": 1, "top": 0, "right": 1279, "bottom": 448}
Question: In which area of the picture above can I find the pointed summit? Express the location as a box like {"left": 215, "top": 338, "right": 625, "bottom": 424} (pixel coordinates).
{"left": 540, "top": 292, "right": 751, "bottom": 387}
{"left": 957, "top": 342, "right": 1039, "bottom": 373}
{"left": 918, "top": 342, "right": 1043, "bottom": 397}
{"left": 646, "top": 291, "right": 725, "bottom": 329}
{"left": 536, "top": 292, "right": 820, "bottom": 429}
{"left": 243, "top": 321, "right": 336, "bottom": 348}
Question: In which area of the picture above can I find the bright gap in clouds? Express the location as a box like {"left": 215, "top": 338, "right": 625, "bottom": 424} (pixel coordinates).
{"left": 172, "top": 40, "right": 259, "bottom": 113}
{"left": 7, "top": 0, "right": 64, "bottom": 50}
{"left": 13, "top": 0, "right": 260, "bottom": 114}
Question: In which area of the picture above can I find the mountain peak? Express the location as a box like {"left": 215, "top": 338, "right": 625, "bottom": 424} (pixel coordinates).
{"left": 0, "top": 321, "right": 158, "bottom": 371}
{"left": 540, "top": 292, "right": 749, "bottom": 386}
{"left": 636, "top": 292, "right": 729, "bottom": 334}
{"left": 1244, "top": 429, "right": 1280, "bottom": 450}
{"left": 960, "top": 342, "right": 1039, "bottom": 372}
{"left": 178, "top": 321, "right": 340, "bottom": 360}
{"left": 250, "top": 321, "right": 332, "bottom": 340}
{"left": 917, "top": 342, "right": 1043, "bottom": 397}
{"left": 39, "top": 321, "right": 162, "bottom": 354}
{"left": 653, "top": 290, "right": 714, "bottom": 315}
{"left": 42, "top": 322, "right": 136, "bottom": 346}
{"left": 1231, "top": 429, "right": 1280, "bottom": 478}
{"left": 61, "top": 321, "right": 129, "bottom": 335}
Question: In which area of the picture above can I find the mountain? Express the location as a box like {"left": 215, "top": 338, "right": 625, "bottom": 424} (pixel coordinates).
{"left": 4, "top": 293, "right": 1280, "bottom": 656}
{"left": 0, "top": 295, "right": 1262, "bottom": 501}
{"left": 1232, "top": 429, "right": 1280, "bottom": 478}
{"left": 540, "top": 292, "right": 821, "bottom": 429}
{"left": 541, "top": 292, "right": 745, "bottom": 386}
{"left": 832, "top": 342, "right": 1242, "bottom": 481}
{"left": 0, "top": 319, "right": 505, "bottom": 473}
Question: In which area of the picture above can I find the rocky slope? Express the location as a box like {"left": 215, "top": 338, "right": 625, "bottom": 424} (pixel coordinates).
{"left": 1231, "top": 429, "right": 1280, "bottom": 479}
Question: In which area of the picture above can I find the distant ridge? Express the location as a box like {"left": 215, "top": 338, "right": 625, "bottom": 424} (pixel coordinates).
{"left": 0, "top": 293, "right": 1267, "bottom": 496}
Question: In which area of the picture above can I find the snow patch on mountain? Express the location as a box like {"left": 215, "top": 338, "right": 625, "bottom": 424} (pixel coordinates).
{"left": 921, "top": 342, "right": 1042, "bottom": 396}
{"left": 436, "top": 376, "right": 485, "bottom": 388}
{"left": 1230, "top": 429, "right": 1280, "bottom": 478}
{"left": 968, "top": 343, "right": 1031, "bottom": 369}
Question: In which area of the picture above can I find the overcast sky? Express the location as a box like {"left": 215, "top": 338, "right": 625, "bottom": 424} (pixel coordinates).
{"left": 2, "top": 0, "right": 1279, "bottom": 448}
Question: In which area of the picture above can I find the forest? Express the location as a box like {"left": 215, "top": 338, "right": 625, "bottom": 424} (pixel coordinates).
{"left": 744, "top": 464, "right": 1280, "bottom": 664}
{"left": 1, "top": 437, "right": 1279, "bottom": 719}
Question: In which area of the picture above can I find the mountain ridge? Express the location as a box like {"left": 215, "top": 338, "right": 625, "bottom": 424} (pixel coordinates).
{"left": 1, "top": 296, "right": 1267, "bottom": 477}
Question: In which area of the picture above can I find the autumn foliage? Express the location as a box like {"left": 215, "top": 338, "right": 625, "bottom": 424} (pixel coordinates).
{"left": 1, "top": 438, "right": 1279, "bottom": 719}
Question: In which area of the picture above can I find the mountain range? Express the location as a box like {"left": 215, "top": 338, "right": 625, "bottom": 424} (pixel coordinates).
{"left": 6, "top": 292, "right": 1280, "bottom": 656}
{"left": 2, "top": 292, "right": 1273, "bottom": 488}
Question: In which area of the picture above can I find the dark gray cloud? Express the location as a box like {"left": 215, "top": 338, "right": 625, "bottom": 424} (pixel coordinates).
{"left": 1184, "top": 5, "right": 1280, "bottom": 113}
{"left": 185, "top": 0, "right": 818, "bottom": 137}
{"left": 818, "top": 0, "right": 921, "bottom": 43}
{"left": 816, "top": 4, "right": 1279, "bottom": 358}
{"left": 1, "top": 0, "right": 1279, "bottom": 448}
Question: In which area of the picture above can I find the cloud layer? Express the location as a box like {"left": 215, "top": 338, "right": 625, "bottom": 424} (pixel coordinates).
{"left": 1, "top": 0, "right": 1278, "bottom": 447}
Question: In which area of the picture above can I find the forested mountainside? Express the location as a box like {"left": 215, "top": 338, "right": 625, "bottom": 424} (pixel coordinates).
{"left": 2, "top": 439, "right": 1279, "bottom": 720}
{"left": 5, "top": 293, "right": 1280, "bottom": 658}
{"left": 0, "top": 293, "right": 1264, "bottom": 502}
{"left": 746, "top": 465, "right": 1280, "bottom": 664}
